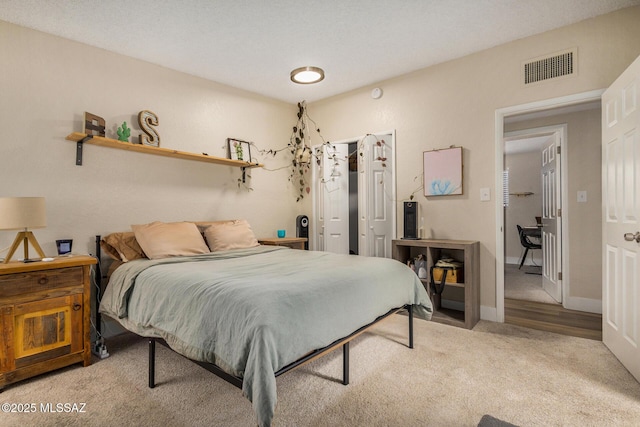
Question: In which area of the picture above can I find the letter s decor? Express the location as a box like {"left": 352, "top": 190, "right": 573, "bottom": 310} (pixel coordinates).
{"left": 138, "top": 110, "right": 160, "bottom": 147}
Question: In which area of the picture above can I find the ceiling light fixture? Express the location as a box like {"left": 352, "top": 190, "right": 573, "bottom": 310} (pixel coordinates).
{"left": 290, "top": 66, "right": 325, "bottom": 84}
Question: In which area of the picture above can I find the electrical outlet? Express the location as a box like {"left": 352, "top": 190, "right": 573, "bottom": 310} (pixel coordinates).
{"left": 577, "top": 190, "right": 587, "bottom": 202}
{"left": 480, "top": 187, "right": 491, "bottom": 201}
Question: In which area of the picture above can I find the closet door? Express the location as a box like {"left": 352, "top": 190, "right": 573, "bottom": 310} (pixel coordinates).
{"left": 321, "top": 143, "right": 350, "bottom": 254}
{"left": 359, "top": 133, "right": 395, "bottom": 258}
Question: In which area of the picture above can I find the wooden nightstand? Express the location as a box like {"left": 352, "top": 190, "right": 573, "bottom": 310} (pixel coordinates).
{"left": 258, "top": 237, "right": 308, "bottom": 250}
{"left": 0, "top": 255, "right": 96, "bottom": 388}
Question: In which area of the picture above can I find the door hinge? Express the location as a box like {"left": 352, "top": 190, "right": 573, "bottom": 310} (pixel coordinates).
{"left": 558, "top": 208, "right": 562, "bottom": 217}
{"left": 558, "top": 272, "right": 562, "bottom": 281}
{"left": 557, "top": 146, "right": 561, "bottom": 155}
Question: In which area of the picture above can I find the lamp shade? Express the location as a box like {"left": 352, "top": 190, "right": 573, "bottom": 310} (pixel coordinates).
{"left": 0, "top": 197, "right": 46, "bottom": 230}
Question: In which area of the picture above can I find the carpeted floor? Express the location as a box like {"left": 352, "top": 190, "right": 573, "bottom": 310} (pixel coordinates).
{"left": 504, "top": 263, "right": 557, "bottom": 304}
{"left": 2, "top": 315, "right": 639, "bottom": 426}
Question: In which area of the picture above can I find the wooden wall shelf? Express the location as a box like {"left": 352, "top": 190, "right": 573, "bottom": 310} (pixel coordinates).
{"left": 66, "top": 132, "right": 263, "bottom": 169}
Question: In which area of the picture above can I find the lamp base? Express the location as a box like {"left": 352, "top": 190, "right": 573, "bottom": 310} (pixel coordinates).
{"left": 3, "top": 231, "right": 46, "bottom": 263}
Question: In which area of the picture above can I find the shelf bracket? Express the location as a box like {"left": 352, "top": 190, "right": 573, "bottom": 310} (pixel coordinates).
{"left": 241, "top": 167, "right": 247, "bottom": 183}
{"left": 76, "top": 135, "right": 93, "bottom": 166}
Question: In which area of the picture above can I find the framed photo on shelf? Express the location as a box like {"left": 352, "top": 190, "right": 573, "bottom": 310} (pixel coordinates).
{"left": 227, "top": 138, "right": 252, "bottom": 162}
{"left": 423, "top": 146, "right": 463, "bottom": 196}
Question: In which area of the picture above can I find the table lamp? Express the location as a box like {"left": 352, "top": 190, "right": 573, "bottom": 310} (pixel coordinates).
{"left": 0, "top": 197, "right": 47, "bottom": 263}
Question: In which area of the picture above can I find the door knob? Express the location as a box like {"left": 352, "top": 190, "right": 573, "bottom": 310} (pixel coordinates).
{"left": 624, "top": 232, "right": 640, "bottom": 243}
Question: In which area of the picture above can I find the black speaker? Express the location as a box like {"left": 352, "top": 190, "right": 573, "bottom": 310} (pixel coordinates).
{"left": 403, "top": 201, "right": 418, "bottom": 239}
{"left": 296, "top": 215, "right": 309, "bottom": 250}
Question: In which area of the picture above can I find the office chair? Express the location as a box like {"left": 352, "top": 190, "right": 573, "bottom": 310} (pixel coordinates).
{"left": 517, "top": 225, "right": 542, "bottom": 270}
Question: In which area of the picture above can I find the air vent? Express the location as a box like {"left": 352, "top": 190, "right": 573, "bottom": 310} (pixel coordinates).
{"left": 523, "top": 48, "right": 576, "bottom": 85}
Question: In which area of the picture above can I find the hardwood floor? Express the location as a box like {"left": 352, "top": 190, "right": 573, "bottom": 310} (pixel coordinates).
{"left": 505, "top": 298, "right": 602, "bottom": 341}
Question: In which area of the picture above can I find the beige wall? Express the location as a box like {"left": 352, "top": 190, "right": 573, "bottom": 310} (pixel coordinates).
{"left": 0, "top": 21, "right": 301, "bottom": 258}
{"left": 307, "top": 6, "right": 640, "bottom": 314}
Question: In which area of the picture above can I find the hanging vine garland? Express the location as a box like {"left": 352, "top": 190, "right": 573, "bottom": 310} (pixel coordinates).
{"left": 219, "top": 104, "right": 397, "bottom": 201}
{"left": 231, "top": 102, "right": 396, "bottom": 202}
{"left": 285, "top": 101, "right": 334, "bottom": 201}
{"left": 227, "top": 101, "right": 331, "bottom": 201}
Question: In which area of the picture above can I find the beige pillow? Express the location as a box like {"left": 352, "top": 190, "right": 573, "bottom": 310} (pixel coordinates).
{"left": 203, "top": 219, "right": 259, "bottom": 252}
{"left": 131, "top": 221, "right": 210, "bottom": 259}
{"left": 194, "top": 220, "right": 234, "bottom": 234}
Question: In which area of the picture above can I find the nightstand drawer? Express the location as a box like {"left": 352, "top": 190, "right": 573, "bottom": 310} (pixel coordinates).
{"left": 0, "top": 267, "right": 84, "bottom": 298}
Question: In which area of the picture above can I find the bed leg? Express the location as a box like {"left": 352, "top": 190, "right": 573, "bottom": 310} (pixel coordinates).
{"left": 342, "top": 342, "right": 349, "bottom": 386}
{"left": 408, "top": 304, "right": 414, "bottom": 349}
{"left": 149, "top": 339, "right": 156, "bottom": 388}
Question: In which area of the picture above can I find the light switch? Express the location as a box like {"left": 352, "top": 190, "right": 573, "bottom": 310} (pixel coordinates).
{"left": 577, "top": 190, "right": 587, "bottom": 203}
{"left": 480, "top": 187, "right": 491, "bottom": 201}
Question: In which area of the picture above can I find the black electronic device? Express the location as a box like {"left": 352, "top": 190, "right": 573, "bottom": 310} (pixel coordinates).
{"left": 56, "top": 239, "right": 73, "bottom": 255}
{"left": 296, "top": 215, "right": 309, "bottom": 250}
{"left": 403, "top": 201, "right": 419, "bottom": 239}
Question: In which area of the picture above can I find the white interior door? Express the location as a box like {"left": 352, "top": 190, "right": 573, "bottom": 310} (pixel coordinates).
{"left": 321, "top": 143, "right": 350, "bottom": 254}
{"left": 541, "top": 133, "right": 562, "bottom": 302}
{"left": 358, "top": 133, "right": 395, "bottom": 257}
{"left": 602, "top": 54, "right": 640, "bottom": 382}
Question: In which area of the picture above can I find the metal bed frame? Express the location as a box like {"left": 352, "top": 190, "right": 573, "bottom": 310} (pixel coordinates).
{"left": 95, "top": 235, "right": 415, "bottom": 392}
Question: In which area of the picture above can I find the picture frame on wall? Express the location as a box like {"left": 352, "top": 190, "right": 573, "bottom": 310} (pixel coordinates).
{"left": 227, "top": 138, "right": 252, "bottom": 162}
{"left": 423, "top": 146, "right": 463, "bottom": 196}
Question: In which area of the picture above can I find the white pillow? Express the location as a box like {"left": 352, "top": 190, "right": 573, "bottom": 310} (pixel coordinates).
{"left": 203, "top": 219, "right": 259, "bottom": 252}
{"left": 131, "top": 221, "right": 210, "bottom": 259}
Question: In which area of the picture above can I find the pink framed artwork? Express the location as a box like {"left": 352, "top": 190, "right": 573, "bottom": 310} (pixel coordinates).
{"left": 423, "top": 147, "right": 463, "bottom": 196}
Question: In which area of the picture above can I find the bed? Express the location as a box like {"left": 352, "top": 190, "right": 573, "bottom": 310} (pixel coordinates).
{"left": 97, "top": 220, "right": 432, "bottom": 426}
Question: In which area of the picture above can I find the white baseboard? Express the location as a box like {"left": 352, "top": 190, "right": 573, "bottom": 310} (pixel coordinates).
{"left": 481, "top": 305, "right": 497, "bottom": 322}
{"left": 564, "top": 296, "right": 602, "bottom": 314}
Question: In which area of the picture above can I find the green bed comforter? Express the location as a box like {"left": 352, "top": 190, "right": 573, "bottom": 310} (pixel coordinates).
{"left": 100, "top": 246, "right": 432, "bottom": 426}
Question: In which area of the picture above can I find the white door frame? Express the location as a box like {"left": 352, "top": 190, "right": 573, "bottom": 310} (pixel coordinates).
{"left": 311, "top": 130, "right": 397, "bottom": 253}
{"left": 494, "top": 89, "right": 604, "bottom": 322}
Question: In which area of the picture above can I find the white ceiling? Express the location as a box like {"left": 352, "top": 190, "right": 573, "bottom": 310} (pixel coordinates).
{"left": 1, "top": 0, "right": 638, "bottom": 104}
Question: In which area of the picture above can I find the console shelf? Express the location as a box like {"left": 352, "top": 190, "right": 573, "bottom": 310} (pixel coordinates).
{"left": 393, "top": 239, "right": 480, "bottom": 329}
{"left": 66, "top": 132, "right": 263, "bottom": 169}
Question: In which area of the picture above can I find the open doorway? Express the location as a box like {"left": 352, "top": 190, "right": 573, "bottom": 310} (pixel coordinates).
{"left": 503, "top": 126, "right": 564, "bottom": 305}
{"left": 495, "top": 90, "right": 604, "bottom": 324}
